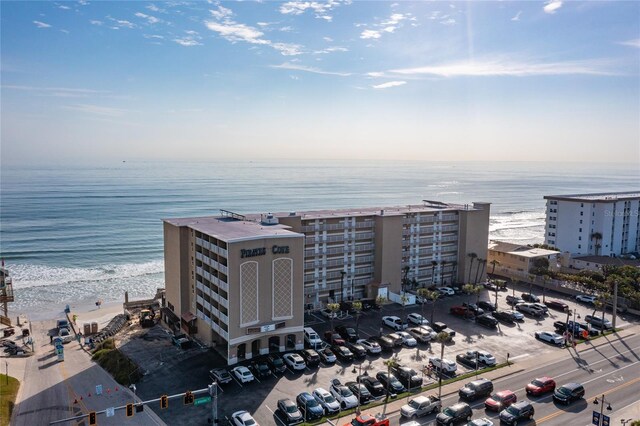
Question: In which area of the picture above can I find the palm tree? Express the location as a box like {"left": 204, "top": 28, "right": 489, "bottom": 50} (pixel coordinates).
{"left": 431, "top": 261, "right": 438, "bottom": 286}
{"left": 489, "top": 259, "right": 500, "bottom": 276}
{"left": 376, "top": 295, "right": 387, "bottom": 334}
{"left": 352, "top": 301, "right": 363, "bottom": 339}
{"left": 474, "top": 258, "right": 484, "bottom": 284}
{"left": 478, "top": 259, "right": 487, "bottom": 283}
{"left": 467, "top": 253, "right": 477, "bottom": 284}
{"left": 462, "top": 284, "right": 476, "bottom": 306}
{"left": 541, "top": 274, "right": 548, "bottom": 303}
{"left": 421, "top": 289, "right": 440, "bottom": 324}
{"left": 383, "top": 357, "right": 399, "bottom": 403}
{"left": 591, "top": 232, "right": 603, "bottom": 256}
{"left": 440, "top": 261, "right": 448, "bottom": 286}
{"left": 327, "top": 302, "right": 340, "bottom": 332}
{"left": 434, "top": 331, "right": 450, "bottom": 400}
{"left": 528, "top": 274, "right": 536, "bottom": 295}
{"left": 450, "top": 261, "right": 458, "bottom": 286}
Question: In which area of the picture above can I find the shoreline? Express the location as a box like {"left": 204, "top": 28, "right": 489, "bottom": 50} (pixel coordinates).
{"left": 9, "top": 300, "right": 126, "bottom": 324}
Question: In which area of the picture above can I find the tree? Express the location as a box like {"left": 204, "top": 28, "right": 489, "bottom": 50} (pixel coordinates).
{"left": 420, "top": 289, "right": 440, "bottom": 324}
{"left": 591, "top": 232, "right": 603, "bottom": 256}
{"left": 462, "top": 284, "right": 476, "bottom": 306}
{"left": 474, "top": 258, "right": 484, "bottom": 284}
{"left": 327, "top": 302, "right": 340, "bottom": 332}
{"left": 489, "top": 259, "right": 500, "bottom": 276}
{"left": 431, "top": 261, "right": 438, "bottom": 286}
{"left": 434, "top": 331, "right": 450, "bottom": 399}
{"left": 467, "top": 253, "right": 477, "bottom": 284}
{"left": 352, "top": 301, "right": 363, "bottom": 339}
{"left": 450, "top": 261, "right": 458, "bottom": 286}
{"left": 440, "top": 261, "right": 448, "bottom": 286}
{"left": 383, "top": 357, "right": 399, "bottom": 403}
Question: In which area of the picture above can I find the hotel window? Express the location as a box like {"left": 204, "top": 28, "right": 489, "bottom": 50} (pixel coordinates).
{"left": 580, "top": 212, "right": 584, "bottom": 216}
{"left": 578, "top": 244, "right": 582, "bottom": 249}
{"left": 579, "top": 228, "right": 582, "bottom": 232}
{"left": 580, "top": 220, "right": 582, "bottom": 224}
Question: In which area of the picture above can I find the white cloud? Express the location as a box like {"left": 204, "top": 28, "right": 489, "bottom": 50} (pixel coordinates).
{"left": 90, "top": 20, "right": 103, "bottom": 26}
{"left": 33, "top": 21, "right": 51, "bottom": 28}
{"left": 107, "top": 17, "right": 136, "bottom": 29}
{"left": 135, "top": 12, "right": 160, "bottom": 25}
{"left": 210, "top": 5, "right": 233, "bottom": 20}
{"left": 373, "top": 81, "right": 406, "bottom": 89}
{"left": 205, "top": 21, "right": 268, "bottom": 45}
{"left": 147, "top": 4, "right": 160, "bottom": 12}
{"left": 144, "top": 34, "right": 165, "bottom": 40}
{"left": 388, "top": 58, "right": 616, "bottom": 77}
{"left": 3, "top": 85, "right": 109, "bottom": 98}
{"left": 314, "top": 46, "right": 349, "bottom": 54}
{"left": 323, "top": 36, "right": 333, "bottom": 42}
{"left": 367, "top": 71, "right": 385, "bottom": 78}
{"left": 271, "top": 62, "right": 351, "bottom": 76}
{"left": 272, "top": 42, "right": 303, "bottom": 56}
{"left": 58, "top": 5, "right": 70, "bottom": 10}
{"left": 511, "top": 11, "right": 522, "bottom": 21}
{"left": 280, "top": 26, "right": 293, "bottom": 32}
{"left": 544, "top": 0, "right": 563, "bottom": 14}
{"left": 618, "top": 38, "right": 640, "bottom": 48}
{"left": 360, "top": 29, "right": 381, "bottom": 39}
{"left": 279, "top": 0, "right": 344, "bottom": 22}
{"left": 174, "top": 38, "right": 202, "bottom": 47}
{"left": 62, "top": 104, "right": 128, "bottom": 117}
{"left": 440, "top": 18, "right": 456, "bottom": 26}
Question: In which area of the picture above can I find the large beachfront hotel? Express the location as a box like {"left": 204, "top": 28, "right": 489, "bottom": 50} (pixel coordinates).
{"left": 163, "top": 201, "right": 490, "bottom": 365}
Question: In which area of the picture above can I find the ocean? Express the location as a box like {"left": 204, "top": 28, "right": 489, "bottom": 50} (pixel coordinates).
{"left": 1, "top": 160, "right": 637, "bottom": 317}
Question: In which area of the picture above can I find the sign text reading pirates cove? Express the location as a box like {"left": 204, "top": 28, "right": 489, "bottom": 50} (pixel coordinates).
{"left": 241, "top": 245, "right": 290, "bottom": 258}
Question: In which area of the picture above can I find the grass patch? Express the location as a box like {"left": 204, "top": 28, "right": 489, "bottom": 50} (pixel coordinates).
{"left": 91, "top": 345, "right": 141, "bottom": 386}
{"left": 571, "top": 328, "right": 620, "bottom": 346}
{"left": 303, "top": 362, "right": 511, "bottom": 425}
{"left": 0, "top": 374, "right": 20, "bottom": 426}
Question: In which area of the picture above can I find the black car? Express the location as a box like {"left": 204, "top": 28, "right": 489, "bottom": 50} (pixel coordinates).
{"left": 374, "top": 335, "right": 395, "bottom": 351}
{"left": 432, "top": 321, "right": 448, "bottom": 332}
{"left": 296, "top": 392, "right": 324, "bottom": 421}
{"left": 267, "top": 353, "right": 287, "bottom": 374}
{"left": 358, "top": 375, "right": 386, "bottom": 399}
{"left": 346, "top": 381, "right": 373, "bottom": 404}
{"left": 318, "top": 347, "right": 337, "bottom": 364}
{"left": 277, "top": 398, "right": 304, "bottom": 425}
{"left": 462, "top": 303, "right": 485, "bottom": 316}
{"left": 332, "top": 345, "right": 354, "bottom": 362}
{"left": 477, "top": 301, "right": 496, "bottom": 312}
{"left": 391, "top": 365, "right": 423, "bottom": 389}
{"left": 300, "top": 349, "right": 321, "bottom": 368}
{"left": 345, "top": 341, "right": 367, "bottom": 359}
{"left": 335, "top": 325, "right": 359, "bottom": 343}
{"left": 360, "top": 299, "right": 380, "bottom": 311}
{"left": 499, "top": 401, "right": 535, "bottom": 425}
{"left": 436, "top": 402, "right": 472, "bottom": 425}
{"left": 545, "top": 300, "right": 569, "bottom": 312}
{"left": 376, "top": 371, "right": 405, "bottom": 395}
{"left": 475, "top": 314, "right": 498, "bottom": 329}
{"left": 521, "top": 293, "right": 541, "bottom": 303}
{"left": 458, "top": 378, "right": 493, "bottom": 400}
{"left": 493, "top": 310, "right": 516, "bottom": 324}
{"left": 250, "top": 359, "right": 272, "bottom": 379}
{"left": 553, "top": 382, "right": 585, "bottom": 405}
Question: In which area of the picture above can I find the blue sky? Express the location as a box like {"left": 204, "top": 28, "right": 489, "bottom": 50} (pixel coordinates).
{"left": 1, "top": 1, "right": 639, "bottom": 164}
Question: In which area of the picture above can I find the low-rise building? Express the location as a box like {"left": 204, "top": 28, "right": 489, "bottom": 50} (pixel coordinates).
{"left": 487, "top": 241, "right": 559, "bottom": 277}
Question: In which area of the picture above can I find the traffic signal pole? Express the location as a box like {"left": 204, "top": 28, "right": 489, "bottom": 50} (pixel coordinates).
{"left": 49, "top": 387, "right": 212, "bottom": 425}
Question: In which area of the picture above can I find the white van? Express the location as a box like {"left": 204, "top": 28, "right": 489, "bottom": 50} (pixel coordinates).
{"left": 304, "top": 327, "right": 322, "bottom": 348}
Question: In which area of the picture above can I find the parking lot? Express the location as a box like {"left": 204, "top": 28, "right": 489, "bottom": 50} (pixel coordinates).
{"left": 131, "top": 281, "right": 635, "bottom": 426}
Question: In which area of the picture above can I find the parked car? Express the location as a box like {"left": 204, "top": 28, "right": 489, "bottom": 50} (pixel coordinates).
{"left": 504, "top": 309, "right": 524, "bottom": 321}
{"left": 401, "top": 395, "right": 442, "bottom": 418}
{"left": 318, "top": 346, "right": 337, "bottom": 364}
{"left": 396, "top": 331, "right": 418, "bottom": 347}
{"left": 492, "top": 310, "right": 516, "bottom": 324}
{"left": 499, "top": 401, "right": 535, "bottom": 425}
{"left": 320, "top": 308, "right": 338, "bottom": 319}
{"left": 335, "top": 325, "right": 359, "bottom": 343}
{"left": 605, "top": 300, "right": 628, "bottom": 313}
{"left": 515, "top": 303, "right": 545, "bottom": 318}
{"left": 312, "top": 388, "right": 340, "bottom": 415}
{"left": 526, "top": 376, "right": 556, "bottom": 396}
{"left": 376, "top": 371, "right": 405, "bottom": 394}
{"left": 277, "top": 398, "right": 303, "bottom": 425}
{"left": 467, "top": 418, "right": 494, "bottom": 426}
{"left": 475, "top": 314, "right": 498, "bottom": 329}
{"left": 521, "top": 293, "right": 540, "bottom": 303}
{"left": 329, "top": 379, "right": 358, "bottom": 409}
{"left": 346, "top": 341, "right": 367, "bottom": 359}
{"left": 436, "top": 402, "right": 472, "bottom": 425}
{"left": 382, "top": 316, "right": 408, "bottom": 331}
{"left": 450, "top": 306, "right": 474, "bottom": 318}
{"left": 535, "top": 331, "right": 564, "bottom": 345}
{"left": 532, "top": 302, "right": 549, "bottom": 314}
{"left": 267, "top": 353, "right": 287, "bottom": 374}
{"left": 300, "top": 349, "right": 321, "bottom": 368}
{"left": 283, "top": 353, "right": 307, "bottom": 371}
{"left": 545, "top": 299, "right": 569, "bottom": 312}
{"left": 506, "top": 295, "right": 525, "bottom": 306}
{"left": 296, "top": 392, "right": 324, "bottom": 421}
{"left": 407, "top": 313, "right": 430, "bottom": 326}
{"left": 585, "top": 315, "right": 613, "bottom": 330}
{"left": 436, "top": 287, "right": 456, "bottom": 296}
{"left": 432, "top": 321, "right": 448, "bottom": 332}
{"left": 457, "top": 350, "right": 496, "bottom": 366}
{"left": 429, "top": 357, "right": 457, "bottom": 374}
{"left": 332, "top": 345, "right": 354, "bottom": 362}
{"left": 484, "top": 390, "right": 517, "bottom": 411}
{"left": 346, "top": 381, "right": 373, "bottom": 404}
{"left": 250, "top": 359, "right": 272, "bottom": 379}
{"left": 358, "top": 375, "right": 386, "bottom": 399}
{"left": 232, "top": 366, "right": 255, "bottom": 383}
{"left": 408, "top": 326, "right": 436, "bottom": 343}
{"left": 576, "top": 321, "right": 600, "bottom": 336}
{"left": 458, "top": 378, "right": 494, "bottom": 400}
{"left": 324, "top": 331, "right": 346, "bottom": 346}
{"left": 386, "top": 332, "right": 404, "bottom": 347}
{"left": 553, "top": 382, "right": 585, "bottom": 405}
{"left": 231, "top": 410, "right": 259, "bottom": 426}
{"left": 462, "top": 303, "right": 485, "bottom": 316}
{"left": 209, "top": 368, "right": 232, "bottom": 384}
{"left": 391, "top": 365, "right": 424, "bottom": 389}
{"left": 374, "top": 335, "right": 395, "bottom": 351}
{"left": 357, "top": 338, "right": 382, "bottom": 354}
{"left": 575, "top": 294, "right": 596, "bottom": 304}
{"left": 477, "top": 301, "right": 496, "bottom": 312}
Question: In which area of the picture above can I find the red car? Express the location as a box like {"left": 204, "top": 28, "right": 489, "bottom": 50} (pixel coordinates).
{"left": 545, "top": 300, "right": 569, "bottom": 312}
{"left": 450, "top": 306, "right": 474, "bottom": 318}
{"left": 485, "top": 390, "right": 517, "bottom": 411}
{"left": 526, "top": 376, "right": 556, "bottom": 396}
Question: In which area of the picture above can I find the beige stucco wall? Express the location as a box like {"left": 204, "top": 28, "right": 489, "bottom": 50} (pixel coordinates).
{"left": 458, "top": 202, "right": 491, "bottom": 284}
{"left": 373, "top": 213, "right": 403, "bottom": 293}
{"left": 163, "top": 222, "right": 191, "bottom": 316}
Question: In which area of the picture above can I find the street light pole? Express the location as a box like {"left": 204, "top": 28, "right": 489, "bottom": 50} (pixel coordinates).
{"left": 593, "top": 394, "right": 613, "bottom": 426}
{"left": 209, "top": 382, "right": 218, "bottom": 424}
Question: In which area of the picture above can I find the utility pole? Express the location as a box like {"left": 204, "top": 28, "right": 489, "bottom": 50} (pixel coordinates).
{"left": 209, "top": 382, "right": 218, "bottom": 424}
{"left": 612, "top": 280, "right": 619, "bottom": 329}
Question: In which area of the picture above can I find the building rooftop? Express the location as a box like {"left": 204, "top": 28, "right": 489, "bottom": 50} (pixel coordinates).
{"left": 488, "top": 241, "right": 559, "bottom": 258}
{"left": 544, "top": 191, "right": 640, "bottom": 202}
{"left": 573, "top": 255, "right": 640, "bottom": 267}
{"left": 163, "top": 216, "right": 302, "bottom": 242}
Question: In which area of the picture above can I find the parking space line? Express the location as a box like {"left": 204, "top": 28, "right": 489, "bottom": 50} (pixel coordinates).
{"left": 231, "top": 375, "right": 243, "bottom": 387}
{"left": 254, "top": 375, "right": 261, "bottom": 383}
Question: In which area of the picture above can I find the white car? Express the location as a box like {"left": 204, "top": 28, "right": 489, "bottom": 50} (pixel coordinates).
{"left": 466, "top": 350, "right": 496, "bottom": 366}
{"left": 283, "top": 353, "right": 306, "bottom": 370}
{"left": 312, "top": 387, "right": 340, "bottom": 415}
{"left": 469, "top": 418, "right": 494, "bottom": 426}
{"left": 408, "top": 327, "right": 435, "bottom": 343}
{"left": 576, "top": 294, "right": 596, "bottom": 304}
{"left": 232, "top": 366, "right": 255, "bottom": 383}
{"left": 428, "top": 356, "right": 457, "bottom": 373}
{"left": 407, "top": 313, "right": 429, "bottom": 326}
{"left": 535, "top": 331, "right": 564, "bottom": 345}
{"left": 232, "top": 410, "right": 259, "bottom": 426}
{"left": 330, "top": 380, "right": 358, "bottom": 409}
{"left": 503, "top": 309, "right": 524, "bottom": 321}
{"left": 382, "top": 315, "right": 408, "bottom": 330}
{"left": 436, "top": 287, "right": 455, "bottom": 296}
{"left": 396, "top": 331, "right": 417, "bottom": 347}
{"left": 356, "top": 338, "right": 382, "bottom": 354}
{"left": 320, "top": 308, "right": 338, "bottom": 319}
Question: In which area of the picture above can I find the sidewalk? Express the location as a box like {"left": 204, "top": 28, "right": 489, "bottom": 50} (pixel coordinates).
{"left": 330, "top": 325, "right": 638, "bottom": 425}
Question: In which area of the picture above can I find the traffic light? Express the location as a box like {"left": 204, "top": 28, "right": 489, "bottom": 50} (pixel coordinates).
{"left": 126, "top": 403, "right": 134, "bottom": 417}
{"left": 160, "top": 395, "right": 169, "bottom": 409}
{"left": 88, "top": 411, "right": 97, "bottom": 425}
{"left": 184, "top": 391, "right": 194, "bottom": 405}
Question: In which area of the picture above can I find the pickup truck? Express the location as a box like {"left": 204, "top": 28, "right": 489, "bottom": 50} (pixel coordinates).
{"left": 400, "top": 395, "right": 442, "bottom": 418}
{"left": 346, "top": 413, "right": 390, "bottom": 426}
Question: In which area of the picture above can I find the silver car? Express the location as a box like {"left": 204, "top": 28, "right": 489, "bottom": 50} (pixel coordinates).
{"left": 312, "top": 387, "right": 340, "bottom": 415}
